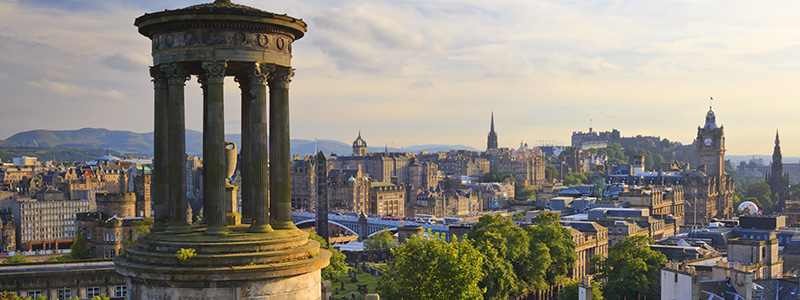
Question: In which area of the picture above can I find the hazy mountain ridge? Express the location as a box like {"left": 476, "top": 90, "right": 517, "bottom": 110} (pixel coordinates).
{"left": 0, "top": 128, "right": 479, "bottom": 158}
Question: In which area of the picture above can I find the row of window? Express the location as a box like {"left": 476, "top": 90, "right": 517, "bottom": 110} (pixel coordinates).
{"left": 28, "top": 285, "right": 126, "bottom": 298}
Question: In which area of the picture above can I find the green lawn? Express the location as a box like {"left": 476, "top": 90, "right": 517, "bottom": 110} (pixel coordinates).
{"left": 330, "top": 267, "right": 381, "bottom": 297}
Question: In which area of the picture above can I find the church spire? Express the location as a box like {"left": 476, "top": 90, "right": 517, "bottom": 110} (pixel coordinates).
{"left": 487, "top": 112, "right": 498, "bottom": 151}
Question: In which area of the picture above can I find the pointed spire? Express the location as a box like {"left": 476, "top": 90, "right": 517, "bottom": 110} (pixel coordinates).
{"left": 490, "top": 111, "right": 495, "bottom": 132}
{"left": 776, "top": 129, "right": 780, "bottom": 146}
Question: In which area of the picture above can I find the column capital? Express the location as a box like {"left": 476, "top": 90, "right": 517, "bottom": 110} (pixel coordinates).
{"left": 202, "top": 61, "right": 227, "bottom": 84}
{"left": 149, "top": 66, "right": 168, "bottom": 89}
{"left": 197, "top": 75, "right": 208, "bottom": 89}
{"left": 249, "top": 63, "right": 275, "bottom": 86}
{"left": 268, "top": 66, "right": 294, "bottom": 89}
{"left": 161, "top": 63, "right": 191, "bottom": 86}
{"left": 234, "top": 74, "right": 251, "bottom": 90}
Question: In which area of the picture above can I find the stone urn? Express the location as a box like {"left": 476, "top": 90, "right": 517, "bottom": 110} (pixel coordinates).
{"left": 224, "top": 141, "right": 237, "bottom": 182}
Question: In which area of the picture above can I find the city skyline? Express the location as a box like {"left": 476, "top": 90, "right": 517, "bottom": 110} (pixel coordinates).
{"left": 2, "top": 0, "right": 800, "bottom": 155}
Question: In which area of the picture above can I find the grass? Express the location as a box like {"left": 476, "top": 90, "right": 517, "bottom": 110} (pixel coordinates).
{"left": 330, "top": 267, "right": 381, "bottom": 296}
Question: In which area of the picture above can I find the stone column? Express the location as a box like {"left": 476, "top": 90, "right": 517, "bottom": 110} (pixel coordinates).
{"left": 202, "top": 61, "right": 230, "bottom": 235}
{"left": 235, "top": 75, "right": 253, "bottom": 224}
{"left": 268, "top": 66, "right": 296, "bottom": 230}
{"left": 149, "top": 66, "right": 169, "bottom": 231}
{"left": 162, "top": 63, "right": 191, "bottom": 234}
{"left": 247, "top": 63, "right": 274, "bottom": 233}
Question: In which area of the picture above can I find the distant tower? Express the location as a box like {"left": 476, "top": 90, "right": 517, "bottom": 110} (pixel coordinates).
{"left": 487, "top": 112, "right": 498, "bottom": 151}
{"left": 353, "top": 131, "right": 367, "bottom": 156}
{"left": 768, "top": 130, "right": 789, "bottom": 211}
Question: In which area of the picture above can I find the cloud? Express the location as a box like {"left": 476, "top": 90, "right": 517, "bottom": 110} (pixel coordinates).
{"left": 102, "top": 52, "right": 151, "bottom": 72}
{"left": 576, "top": 57, "right": 621, "bottom": 74}
{"left": 0, "top": 72, "right": 8, "bottom": 80}
{"left": 409, "top": 80, "right": 433, "bottom": 89}
{"left": 26, "top": 79, "right": 125, "bottom": 100}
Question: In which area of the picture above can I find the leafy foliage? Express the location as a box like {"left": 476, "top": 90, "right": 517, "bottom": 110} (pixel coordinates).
{"left": 527, "top": 212, "right": 577, "bottom": 286}
{"left": 591, "top": 235, "right": 666, "bottom": 299}
{"left": 3, "top": 254, "right": 33, "bottom": 264}
{"left": 363, "top": 229, "right": 397, "bottom": 251}
{"left": 483, "top": 171, "right": 515, "bottom": 183}
{"left": 744, "top": 182, "right": 773, "bottom": 213}
{"left": 545, "top": 165, "right": 559, "bottom": 180}
{"left": 378, "top": 231, "right": 484, "bottom": 300}
{"left": 563, "top": 173, "right": 587, "bottom": 186}
{"left": 132, "top": 217, "right": 154, "bottom": 236}
{"left": 468, "top": 215, "right": 531, "bottom": 299}
{"left": 516, "top": 185, "right": 537, "bottom": 200}
{"left": 558, "top": 279, "right": 604, "bottom": 300}
{"left": 308, "top": 231, "right": 348, "bottom": 280}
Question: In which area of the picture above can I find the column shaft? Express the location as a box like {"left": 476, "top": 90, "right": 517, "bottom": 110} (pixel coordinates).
{"left": 202, "top": 61, "right": 229, "bottom": 234}
{"left": 149, "top": 66, "right": 169, "bottom": 230}
{"left": 236, "top": 76, "right": 253, "bottom": 223}
{"left": 268, "top": 66, "right": 296, "bottom": 229}
{"left": 247, "top": 63, "right": 274, "bottom": 233}
{"left": 162, "top": 63, "right": 191, "bottom": 234}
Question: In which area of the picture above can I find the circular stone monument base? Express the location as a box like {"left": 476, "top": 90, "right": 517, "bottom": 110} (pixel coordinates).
{"left": 115, "top": 225, "right": 331, "bottom": 300}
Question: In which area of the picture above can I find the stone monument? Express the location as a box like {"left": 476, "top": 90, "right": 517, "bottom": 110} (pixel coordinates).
{"left": 114, "top": 1, "right": 330, "bottom": 299}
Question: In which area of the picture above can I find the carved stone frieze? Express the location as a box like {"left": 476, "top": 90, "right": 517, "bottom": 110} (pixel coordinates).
{"left": 152, "top": 30, "right": 293, "bottom": 53}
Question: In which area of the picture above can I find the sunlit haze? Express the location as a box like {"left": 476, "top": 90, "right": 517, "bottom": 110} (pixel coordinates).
{"left": 1, "top": 0, "right": 799, "bottom": 155}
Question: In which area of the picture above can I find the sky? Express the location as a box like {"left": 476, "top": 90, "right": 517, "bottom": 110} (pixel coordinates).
{"left": 1, "top": 0, "right": 800, "bottom": 156}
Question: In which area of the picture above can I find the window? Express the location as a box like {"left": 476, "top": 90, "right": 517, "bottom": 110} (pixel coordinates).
{"left": 87, "top": 286, "right": 102, "bottom": 298}
{"left": 27, "top": 290, "right": 42, "bottom": 298}
{"left": 57, "top": 288, "right": 72, "bottom": 299}
{"left": 115, "top": 285, "right": 127, "bottom": 298}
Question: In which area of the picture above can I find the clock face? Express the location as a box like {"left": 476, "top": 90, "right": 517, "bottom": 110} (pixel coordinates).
{"left": 704, "top": 138, "right": 712, "bottom": 146}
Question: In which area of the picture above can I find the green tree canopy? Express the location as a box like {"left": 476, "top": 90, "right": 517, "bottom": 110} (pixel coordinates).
{"left": 528, "top": 212, "right": 577, "bottom": 287}
{"left": 363, "top": 229, "right": 397, "bottom": 251}
{"left": 545, "top": 165, "right": 559, "bottom": 180}
{"left": 591, "top": 235, "right": 666, "bottom": 299}
{"left": 468, "top": 215, "right": 531, "bottom": 299}
{"left": 308, "top": 231, "right": 348, "bottom": 281}
{"left": 378, "top": 232, "right": 484, "bottom": 300}
{"left": 745, "top": 182, "right": 773, "bottom": 213}
{"left": 69, "top": 232, "right": 89, "bottom": 260}
{"left": 563, "top": 173, "right": 587, "bottom": 186}
{"left": 483, "top": 171, "right": 515, "bottom": 183}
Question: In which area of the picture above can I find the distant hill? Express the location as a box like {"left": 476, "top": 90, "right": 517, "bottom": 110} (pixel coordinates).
{"left": 0, "top": 147, "right": 125, "bottom": 163}
{"left": 726, "top": 155, "right": 800, "bottom": 165}
{"left": 0, "top": 128, "right": 480, "bottom": 158}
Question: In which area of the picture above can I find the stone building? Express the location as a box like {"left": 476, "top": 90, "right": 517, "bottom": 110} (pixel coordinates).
{"left": 561, "top": 221, "right": 609, "bottom": 280}
{"left": 620, "top": 186, "right": 684, "bottom": 236}
{"left": 406, "top": 159, "right": 438, "bottom": 190}
{"left": 291, "top": 155, "right": 317, "bottom": 212}
{"left": 727, "top": 232, "right": 783, "bottom": 279}
{"left": 10, "top": 196, "right": 91, "bottom": 251}
{"left": 78, "top": 192, "right": 149, "bottom": 259}
{"left": 0, "top": 260, "right": 127, "bottom": 300}
{"left": 684, "top": 107, "right": 734, "bottom": 224}
{"left": 491, "top": 148, "right": 547, "bottom": 187}
{"left": 588, "top": 208, "right": 675, "bottom": 247}
{"left": 327, "top": 166, "right": 370, "bottom": 213}
{"left": 353, "top": 131, "right": 367, "bottom": 156}
{"left": 369, "top": 182, "right": 404, "bottom": 216}
{"left": 437, "top": 156, "right": 490, "bottom": 182}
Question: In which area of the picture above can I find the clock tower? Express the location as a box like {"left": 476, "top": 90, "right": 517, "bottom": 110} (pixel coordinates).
{"left": 695, "top": 107, "right": 725, "bottom": 178}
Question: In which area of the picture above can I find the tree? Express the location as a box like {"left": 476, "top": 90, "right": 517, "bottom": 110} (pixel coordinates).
{"left": 3, "top": 254, "right": 33, "bottom": 264}
{"left": 527, "top": 212, "right": 576, "bottom": 287}
{"left": 363, "top": 229, "right": 397, "bottom": 251}
{"left": 469, "top": 215, "right": 531, "bottom": 299}
{"left": 378, "top": 232, "right": 484, "bottom": 300}
{"left": 545, "top": 165, "right": 559, "bottom": 180}
{"left": 483, "top": 171, "right": 515, "bottom": 183}
{"left": 591, "top": 235, "right": 666, "bottom": 299}
{"left": 558, "top": 279, "right": 603, "bottom": 300}
{"left": 563, "top": 173, "right": 585, "bottom": 186}
{"left": 308, "top": 231, "right": 348, "bottom": 281}
{"left": 69, "top": 232, "right": 89, "bottom": 260}
{"left": 661, "top": 138, "right": 671, "bottom": 148}
{"left": 745, "top": 182, "right": 773, "bottom": 213}
{"left": 516, "top": 185, "right": 536, "bottom": 200}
